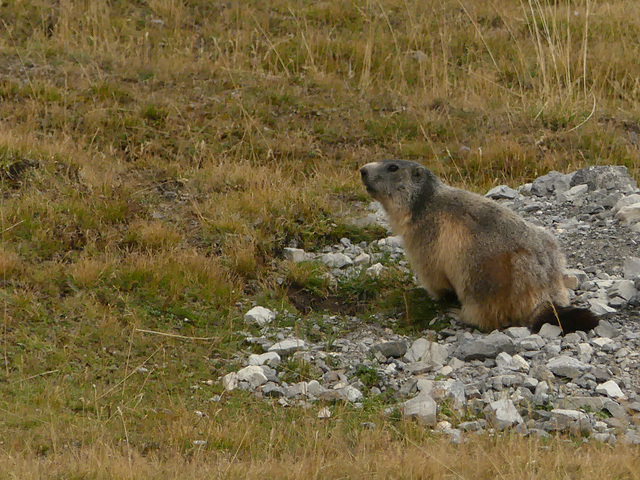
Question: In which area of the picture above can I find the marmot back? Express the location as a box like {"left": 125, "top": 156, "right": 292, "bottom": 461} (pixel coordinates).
{"left": 360, "top": 159, "right": 598, "bottom": 333}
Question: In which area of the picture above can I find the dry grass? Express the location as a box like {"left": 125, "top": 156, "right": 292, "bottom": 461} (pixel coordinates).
{"left": 2, "top": 0, "right": 640, "bottom": 477}
{"left": 2, "top": 407, "right": 640, "bottom": 479}
{"left": 2, "top": 394, "right": 640, "bottom": 480}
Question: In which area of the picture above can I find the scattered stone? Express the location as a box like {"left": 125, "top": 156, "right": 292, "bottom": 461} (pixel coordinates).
{"left": 489, "top": 398, "right": 523, "bottom": 430}
{"left": 485, "top": 185, "right": 519, "bottom": 200}
{"left": 318, "top": 407, "right": 331, "bottom": 419}
{"left": 379, "top": 236, "right": 403, "bottom": 248}
{"left": 547, "top": 409, "right": 592, "bottom": 433}
{"left": 496, "top": 352, "right": 530, "bottom": 373}
{"left": 557, "top": 184, "right": 588, "bottom": 203}
{"left": 594, "top": 321, "right": 619, "bottom": 338}
{"left": 319, "top": 253, "right": 353, "bottom": 268}
{"left": 236, "top": 366, "right": 269, "bottom": 389}
{"left": 595, "top": 380, "right": 624, "bottom": 399}
{"left": 623, "top": 257, "right": 640, "bottom": 279}
{"left": 623, "top": 430, "right": 640, "bottom": 445}
{"left": 565, "top": 268, "right": 588, "bottom": 287}
{"left": 538, "top": 323, "right": 562, "bottom": 338}
{"left": 248, "top": 351, "right": 281, "bottom": 367}
{"left": 268, "top": 338, "right": 306, "bottom": 355}
{"left": 404, "top": 338, "right": 448, "bottom": 364}
{"left": 354, "top": 252, "right": 371, "bottom": 265}
{"left": 519, "top": 334, "right": 545, "bottom": 350}
{"left": 307, "top": 380, "right": 326, "bottom": 397}
{"left": 546, "top": 356, "right": 591, "bottom": 379}
{"left": 337, "top": 385, "right": 364, "bottom": 403}
{"left": 504, "top": 327, "right": 530, "bottom": 339}
{"left": 587, "top": 298, "right": 617, "bottom": 316}
{"left": 261, "top": 382, "right": 285, "bottom": 397}
{"left": 222, "top": 372, "right": 238, "bottom": 391}
{"left": 531, "top": 171, "right": 573, "bottom": 197}
{"left": 458, "top": 420, "right": 484, "bottom": 432}
{"left": 366, "top": 263, "right": 385, "bottom": 277}
{"left": 558, "top": 396, "right": 606, "bottom": 412}
{"left": 570, "top": 165, "right": 637, "bottom": 192}
{"left": 401, "top": 392, "right": 437, "bottom": 426}
{"left": 615, "top": 204, "right": 640, "bottom": 224}
{"left": 371, "top": 340, "right": 408, "bottom": 359}
{"left": 283, "top": 247, "right": 314, "bottom": 263}
{"left": 454, "top": 331, "right": 515, "bottom": 360}
{"left": 244, "top": 306, "right": 276, "bottom": 327}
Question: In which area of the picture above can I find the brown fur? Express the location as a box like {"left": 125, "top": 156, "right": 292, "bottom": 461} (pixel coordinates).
{"left": 360, "top": 159, "right": 598, "bottom": 332}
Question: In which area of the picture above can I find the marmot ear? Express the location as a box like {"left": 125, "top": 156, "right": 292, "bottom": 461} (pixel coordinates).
{"left": 412, "top": 165, "right": 425, "bottom": 178}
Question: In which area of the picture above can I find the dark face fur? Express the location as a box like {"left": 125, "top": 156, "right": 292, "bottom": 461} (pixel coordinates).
{"left": 360, "top": 160, "right": 438, "bottom": 217}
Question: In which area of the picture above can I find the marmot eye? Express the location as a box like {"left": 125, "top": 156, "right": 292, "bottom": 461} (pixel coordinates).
{"left": 387, "top": 164, "right": 399, "bottom": 173}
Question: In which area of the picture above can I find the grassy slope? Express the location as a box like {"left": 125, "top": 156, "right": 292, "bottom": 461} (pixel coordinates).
{"left": 1, "top": 1, "right": 639, "bottom": 477}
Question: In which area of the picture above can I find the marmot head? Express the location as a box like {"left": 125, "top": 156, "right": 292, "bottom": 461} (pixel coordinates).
{"left": 360, "top": 159, "right": 440, "bottom": 218}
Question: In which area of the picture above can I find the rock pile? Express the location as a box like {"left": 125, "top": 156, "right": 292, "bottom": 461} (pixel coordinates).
{"left": 220, "top": 165, "right": 640, "bottom": 444}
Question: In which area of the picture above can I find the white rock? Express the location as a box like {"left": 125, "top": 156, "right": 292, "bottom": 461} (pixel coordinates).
{"left": 614, "top": 203, "right": 640, "bottom": 224}
{"left": 435, "top": 420, "right": 453, "bottom": 431}
{"left": 222, "top": 372, "right": 238, "bottom": 391}
{"left": 592, "top": 337, "right": 614, "bottom": 348}
{"left": 380, "top": 236, "right": 403, "bottom": 248}
{"left": 595, "top": 380, "right": 624, "bottom": 399}
{"left": 564, "top": 268, "right": 588, "bottom": 288}
{"left": 485, "top": 185, "right": 519, "bottom": 199}
{"left": 519, "top": 334, "right": 545, "bottom": 350}
{"left": 623, "top": 257, "right": 640, "bottom": 279}
{"left": 577, "top": 342, "right": 593, "bottom": 361}
{"left": 244, "top": 306, "right": 276, "bottom": 327}
{"left": 608, "top": 280, "right": 638, "bottom": 301}
{"left": 401, "top": 392, "right": 437, "bottom": 426}
{"left": 366, "top": 263, "right": 385, "bottom": 277}
{"left": 236, "top": 365, "right": 268, "bottom": 389}
{"left": 511, "top": 354, "right": 531, "bottom": 373}
{"left": 248, "top": 351, "right": 281, "bottom": 368}
{"left": 588, "top": 298, "right": 617, "bottom": 316}
{"left": 404, "top": 338, "right": 448, "bottom": 365}
{"left": 283, "top": 247, "right": 314, "bottom": 263}
{"left": 612, "top": 194, "right": 640, "bottom": 214}
{"left": 307, "top": 380, "right": 326, "bottom": 397}
{"left": 319, "top": 253, "right": 353, "bottom": 268}
{"left": 284, "top": 382, "right": 308, "bottom": 398}
{"left": 489, "top": 398, "right": 523, "bottom": 430}
{"left": 495, "top": 352, "right": 514, "bottom": 369}
{"left": 546, "top": 355, "right": 590, "bottom": 379}
{"left": 504, "top": 327, "right": 531, "bottom": 339}
{"left": 448, "top": 357, "right": 466, "bottom": 371}
{"left": 354, "top": 252, "right": 371, "bottom": 265}
{"left": 340, "top": 385, "right": 363, "bottom": 403}
{"left": 318, "top": 407, "right": 332, "bottom": 419}
{"left": 557, "top": 184, "right": 588, "bottom": 203}
{"left": 538, "top": 323, "right": 562, "bottom": 338}
{"left": 440, "top": 365, "right": 453, "bottom": 376}
{"left": 268, "top": 338, "right": 306, "bottom": 355}
{"left": 549, "top": 409, "right": 590, "bottom": 429}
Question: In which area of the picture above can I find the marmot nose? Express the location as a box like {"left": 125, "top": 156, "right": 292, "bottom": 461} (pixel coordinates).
{"left": 360, "top": 166, "right": 369, "bottom": 180}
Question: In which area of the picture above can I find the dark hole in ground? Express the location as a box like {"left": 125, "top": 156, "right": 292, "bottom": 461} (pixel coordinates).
{"left": 285, "top": 285, "right": 455, "bottom": 332}
{"left": 286, "top": 286, "right": 365, "bottom": 316}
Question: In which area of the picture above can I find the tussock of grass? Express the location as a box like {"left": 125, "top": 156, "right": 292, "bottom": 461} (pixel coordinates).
{"left": 2, "top": 0, "right": 640, "bottom": 476}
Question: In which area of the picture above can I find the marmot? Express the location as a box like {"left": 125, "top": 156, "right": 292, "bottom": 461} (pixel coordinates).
{"left": 360, "top": 159, "right": 599, "bottom": 333}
